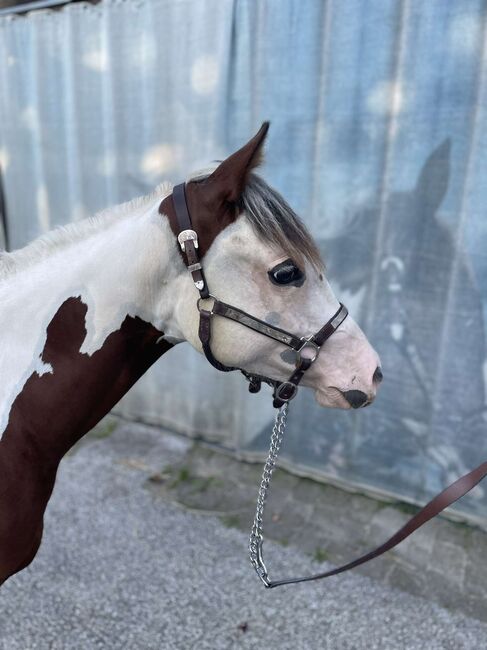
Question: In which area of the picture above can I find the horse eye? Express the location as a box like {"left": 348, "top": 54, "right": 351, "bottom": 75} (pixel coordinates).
{"left": 268, "top": 260, "right": 304, "bottom": 285}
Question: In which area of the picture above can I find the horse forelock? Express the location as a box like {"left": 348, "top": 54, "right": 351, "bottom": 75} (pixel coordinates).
{"left": 238, "top": 173, "right": 323, "bottom": 272}
{"left": 186, "top": 169, "right": 324, "bottom": 272}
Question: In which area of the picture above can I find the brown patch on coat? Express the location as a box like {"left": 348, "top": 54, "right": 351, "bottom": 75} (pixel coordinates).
{"left": 160, "top": 122, "right": 269, "bottom": 258}
{"left": 0, "top": 296, "right": 172, "bottom": 585}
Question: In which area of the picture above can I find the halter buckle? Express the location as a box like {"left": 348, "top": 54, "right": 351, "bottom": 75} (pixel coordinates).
{"left": 178, "top": 229, "right": 199, "bottom": 252}
{"left": 274, "top": 381, "right": 299, "bottom": 402}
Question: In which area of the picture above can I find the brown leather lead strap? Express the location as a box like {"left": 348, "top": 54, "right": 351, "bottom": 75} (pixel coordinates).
{"left": 266, "top": 459, "right": 487, "bottom": 587}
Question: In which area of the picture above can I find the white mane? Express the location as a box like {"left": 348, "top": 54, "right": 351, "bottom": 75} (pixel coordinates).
{"left": 0, "top": 181, "right": 173, "bottom": 282}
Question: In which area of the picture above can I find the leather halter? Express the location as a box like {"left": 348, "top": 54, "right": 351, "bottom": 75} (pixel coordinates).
{"left": 171, "top": 182, "right": 348, "bottom": 408}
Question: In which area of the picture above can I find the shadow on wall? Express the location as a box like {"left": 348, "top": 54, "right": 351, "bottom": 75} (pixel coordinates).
{"left": 251, "top": 142, "right": 487, "bottom": 515}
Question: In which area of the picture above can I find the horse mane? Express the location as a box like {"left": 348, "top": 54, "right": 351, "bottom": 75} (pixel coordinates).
{"left": 188, "top": 169, "right": 324, "bottom": 272}
{"left": 238, "top": 173, "right": 323, "bottom": 272}
{"left": 0, "top": 182, "right": 173, "bottom": 281}
{"left": 0, "top": 171, "right": 323, "bottom": 281}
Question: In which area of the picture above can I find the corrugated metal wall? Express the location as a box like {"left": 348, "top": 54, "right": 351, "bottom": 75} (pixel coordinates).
{"left": 1, "top": 0, "right": 487, "bottom": 520}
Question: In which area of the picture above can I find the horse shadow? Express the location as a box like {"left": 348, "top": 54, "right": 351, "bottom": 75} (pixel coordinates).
{"left": 250, "top": 141, "right": 487, "bottom": 513}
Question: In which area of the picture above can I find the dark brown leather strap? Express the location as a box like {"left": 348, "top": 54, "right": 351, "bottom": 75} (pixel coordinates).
{"left": 172, "top": 182, "right": 192, "bottom": 231}
{"left": 265, "top": 458, "right": 487, "bottom": 587}
{"left": 313, "top": 303, "right": 348, "bottom": 346}
{"left": 198, "top": 308, "right": 238, "bottom": 373}
{"left": 173, "top": 183, "right": 209, "bottom": 298}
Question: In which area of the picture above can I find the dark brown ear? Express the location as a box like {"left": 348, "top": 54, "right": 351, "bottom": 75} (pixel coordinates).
{"left": 160, "top": 122, "right": 270, "bottom": 258}
{"left": 206, "top": 121, "right": 270, "bottom": 202}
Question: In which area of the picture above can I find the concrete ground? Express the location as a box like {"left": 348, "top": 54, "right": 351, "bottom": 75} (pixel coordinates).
{"left": 1, "top": 419, "right": 487, "bottom": 650}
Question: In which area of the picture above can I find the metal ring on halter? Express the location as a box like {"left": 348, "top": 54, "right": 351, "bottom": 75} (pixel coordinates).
{"left": 296, "top": 336, "right": 320, "bottom": 364}
{"left": 197, "top": 294, "right": 217, "bottom": 314}
{"left": 274, "top": 381, "right": 299, "bottom": 402}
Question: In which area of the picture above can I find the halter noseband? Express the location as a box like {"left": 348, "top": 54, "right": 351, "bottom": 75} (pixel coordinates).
{"left": 171, "top": 182, "right": 348, "bottom": 408}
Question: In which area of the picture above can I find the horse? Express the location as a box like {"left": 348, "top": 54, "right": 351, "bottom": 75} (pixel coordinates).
{"left": 0, "top": 123, "right": 381, "bottom": 585}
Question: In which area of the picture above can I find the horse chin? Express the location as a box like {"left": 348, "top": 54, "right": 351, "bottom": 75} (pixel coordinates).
{"left": 314, "top": 386, "right": 352, "bottom": 410}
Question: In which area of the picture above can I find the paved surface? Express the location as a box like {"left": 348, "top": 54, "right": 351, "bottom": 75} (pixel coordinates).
{"left": 1, "top": 421, "right": 487, "bottom": 650}
{"left": 167, "top": 439, "right": 487, "bottom": 623}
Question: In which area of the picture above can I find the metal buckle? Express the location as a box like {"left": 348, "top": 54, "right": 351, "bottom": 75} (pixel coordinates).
{"left": 274, "top": 381, "right": 298, "bottom": 402}
{"left": 296, "top": 336, "right": 320, "bottom": 364}
{"left": 177, "top": 229, "right": 199, "bottom": 252}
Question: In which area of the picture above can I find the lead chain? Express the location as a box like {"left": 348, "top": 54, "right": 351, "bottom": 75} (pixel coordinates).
{"left": 248, "top": 402, "right": 289, "bottom": 586}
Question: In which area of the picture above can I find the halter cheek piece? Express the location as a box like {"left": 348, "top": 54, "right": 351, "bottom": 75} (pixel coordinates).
{"left": 172, "top": 182, "right": 348, "bottom": 408}
{"left": 169, "top": 181, "right": 487, "bottom": 589}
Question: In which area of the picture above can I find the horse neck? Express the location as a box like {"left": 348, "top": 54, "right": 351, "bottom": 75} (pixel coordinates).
{"left": 0, "top": 196, "right": 183, "bottom": 464}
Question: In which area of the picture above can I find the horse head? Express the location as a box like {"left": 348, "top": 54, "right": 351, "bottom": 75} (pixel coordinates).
{"left": 161, "top": 124, "right": 382, "bottom": 410}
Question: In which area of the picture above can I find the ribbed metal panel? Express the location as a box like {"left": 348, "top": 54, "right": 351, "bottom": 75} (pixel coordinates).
{"left": 1, "top": 0, "right": 487, "bottom": 519}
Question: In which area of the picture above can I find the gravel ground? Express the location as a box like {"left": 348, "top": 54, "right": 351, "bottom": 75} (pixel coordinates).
{"left": 1, "top": 422, "right": 486, "bottom": 650}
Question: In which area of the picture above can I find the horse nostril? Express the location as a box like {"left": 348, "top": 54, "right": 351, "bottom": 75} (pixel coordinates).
{"left": 373, "top": 366, "right": 383, "bottom": 384}
{"left": 342, "top": 389, "right": 368, "bottom": 409}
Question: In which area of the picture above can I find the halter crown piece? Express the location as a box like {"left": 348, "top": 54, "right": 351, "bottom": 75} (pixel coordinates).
{"left": 171, "top": 181, "right": 487, "bottom": 588}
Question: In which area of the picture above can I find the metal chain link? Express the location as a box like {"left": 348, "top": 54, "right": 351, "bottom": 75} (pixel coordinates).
{"left": 248, "top": 402, "right": 289, "bottom": 587}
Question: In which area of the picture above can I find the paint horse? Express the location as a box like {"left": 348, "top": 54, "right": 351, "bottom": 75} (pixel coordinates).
{"left": 0, "top": 124, "right": 381, "bottom": 585}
